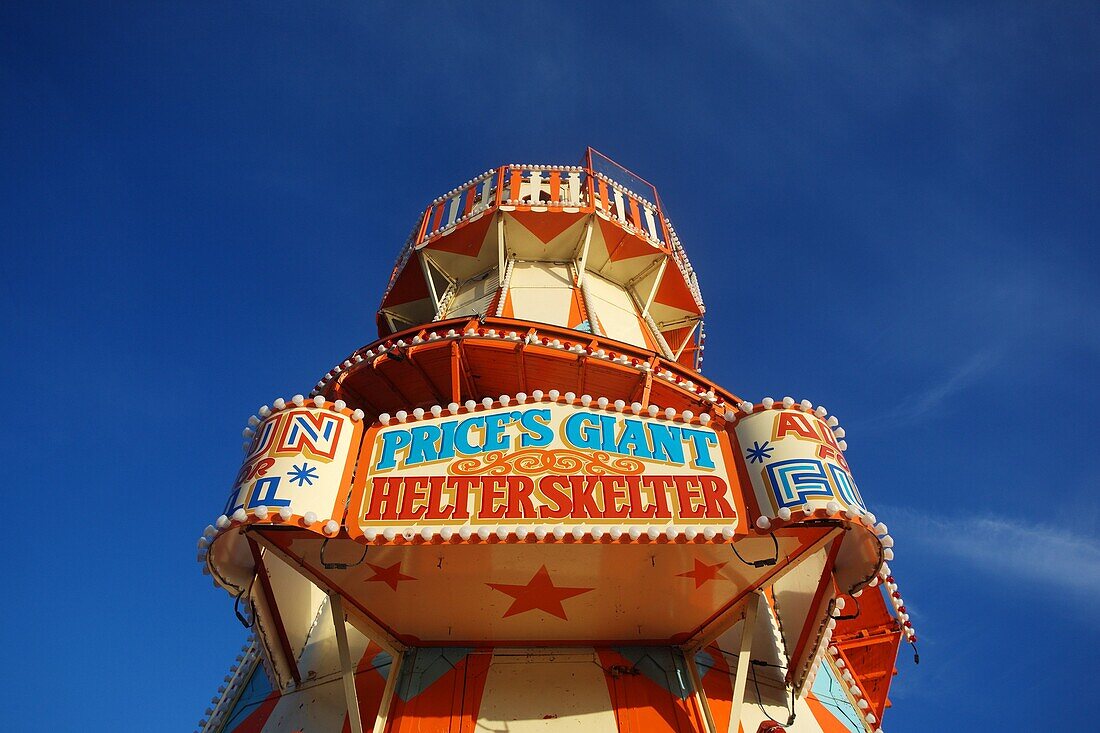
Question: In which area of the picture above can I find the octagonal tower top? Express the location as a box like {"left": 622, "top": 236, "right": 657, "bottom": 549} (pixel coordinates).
{"left": 378, "top": 149, "right": 707, "bottom": 370}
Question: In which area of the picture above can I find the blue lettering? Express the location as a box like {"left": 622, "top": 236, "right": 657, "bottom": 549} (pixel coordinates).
{"left": 484, "top": 413, "right": 514, "bottom": 451}
{"left": 564, "top": 413, "right": 602, "bottom": 449}
{"left": 375, "top": 430, "right": 412, "bottom": 470}
{"left": 518, "top": 409, "right": 553, "bottom": 447}
{"left": 438, "top": 420, "right": 458, "bottom": 460}
{"left": 681, "top": 428, "right": 718, "bottom": 469}
{"left": 248, "top": 476, "right": 290, "bottom": 508}
{"left": 648, "top": 424, "right": 685, "bottom": 464}
{"left": 407, "top": 424, "right": 442, "bottom": 465}
{"left": 455, "top": 416, "right": 486, "bottom": 455}
{"left": 615, "top": 419, "right": 654, "bottom": 460}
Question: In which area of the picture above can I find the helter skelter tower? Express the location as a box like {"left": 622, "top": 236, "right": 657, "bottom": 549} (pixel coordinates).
{"left": 198, "top": 150, "right": 915, "bottom": 733}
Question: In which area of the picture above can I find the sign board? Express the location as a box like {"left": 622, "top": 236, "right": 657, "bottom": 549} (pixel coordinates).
{"left": 733, "top": 408, "right": 864, "bottom": 515}
{"left": 349, "top": 403, "right": 743, "bottom": 534}
{"left": 225, "top": 405, "right": 362, "bottom": 523}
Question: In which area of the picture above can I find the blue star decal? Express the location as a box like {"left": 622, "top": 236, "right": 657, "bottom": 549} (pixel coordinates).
{"left": 287, "top": 462, "right": 318, "bottom": 487}
{"left": 745, "top": 441, "right": 774, "bottom": 464}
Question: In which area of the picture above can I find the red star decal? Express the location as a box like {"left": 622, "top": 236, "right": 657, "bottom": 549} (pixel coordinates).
{"left": 487, "top": 565, "right": 593, "bottom": 620}
{"left": 364, "top": 562, "right": 416, "bottom": 591}
{"left": 678, "top": 558, "right": 727, "bottom": 589}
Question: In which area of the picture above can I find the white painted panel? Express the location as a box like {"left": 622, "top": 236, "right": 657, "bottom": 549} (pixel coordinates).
{"left": 507, "top": 262, "right": 575, "bottom": 325}
{"left": 612, "top": 189, "right": 626, "bottom": 222}
{"left": 566, "top": 172, "right": 581, "bottom": 205}
{"left": 445, "top": 269, "right": 498, "bottom": 318}
{"left": 264, "top": 553, "right": 329, "bottom": 661}
{"left": 520, "top": 171, "right": 545, "bottom": 203}
{"left": 643, "top": 206, "right": 659, "bottom": 240}
{"left": 476, "top": 650, "right": 619, "bottom": 732}
{"left": 446, "top": 194, "right": 460, "bottom": 226}
{"left": 772, "top": 547, "right": 829, "bottom": 665}
{"left": 262, "top": 597, "right": 374, "bottom": 732}
{"left": 584, "top": 273, "right": 648, "bottom": 348}
{"left": 476, "top": 179, "right": 493, "bottom": 212}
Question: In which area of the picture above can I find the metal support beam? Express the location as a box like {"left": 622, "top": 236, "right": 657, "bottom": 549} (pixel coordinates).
{"left": 329, "top": 592, "right": 365, "bottom": 733}
{"left": 420, "top": 253, "right": 441, "bottom": 317}
{"left": 575, "top": 217, "right": 594, "bottom": 287}
{"left": 672, "top": 321, "right": 700, "bottom": 361}
{"left": 687, "top": 527, "right": 843, "bottom": 652}
{"left": 246, "top": 538, "right": 301, "bottom": 686}
{"left": 642, "top": 256, "right": 667, "bottom": 316}
{"left": 249, "top": 531, "right": 405, "bottom": 654}
{"left": 371, "top": 648, "right": 403, "bottom": 733}
{"left": 729, "top": 592, "right": 761, "bottom": 730}
{"left": 686, "top": 651, "right": 718, "bottom": 733}
{"left": 496, "top": 213, "right": 507, "bottom": 287}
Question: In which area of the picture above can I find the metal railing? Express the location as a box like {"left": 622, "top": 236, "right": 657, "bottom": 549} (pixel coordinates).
{"left": 381, "top": 152, "right": 705, "bottom": 314}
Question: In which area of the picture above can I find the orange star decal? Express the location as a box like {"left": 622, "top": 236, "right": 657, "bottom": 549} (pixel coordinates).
{"left": 678, "top": 558, "right": 727, "bottom": 589}
{"left": 364, "top": 562, "right": 416, "bottom": 591}
{"left": 487, "top": 565, "right": 593, "bottom": 620}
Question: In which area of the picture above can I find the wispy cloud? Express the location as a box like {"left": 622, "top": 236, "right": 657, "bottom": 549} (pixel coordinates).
{"left": 886, "top": 507, "right": 1100, "bottom": 599}
{"left": 855, "top": 349, "right": 1000, "bottom": 430}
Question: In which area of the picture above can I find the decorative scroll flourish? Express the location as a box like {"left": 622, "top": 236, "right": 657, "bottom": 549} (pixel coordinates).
{"left": 449, "top": 448, "right": 645, "bottom": 476}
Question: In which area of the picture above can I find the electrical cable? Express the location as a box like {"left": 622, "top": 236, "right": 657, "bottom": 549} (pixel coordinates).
{"left": 750, "top": 660, "right": 795, "bottom": 728}
{"left": 234, "top": 576, "right": 257, "bottom": 629}
{"left": 731, "top": 532, "right": 779, "bottom": 568}
{"left": 319, "top": 536, "right": 368, "bottom": 570}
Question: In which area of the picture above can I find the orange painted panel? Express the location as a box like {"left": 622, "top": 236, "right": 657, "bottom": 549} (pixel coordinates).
{"left": 341, "top": 642, "right": 392, "bottom": 733}
{"left": 805, "top": 692, "right": 856, "bottom": 733}
{"left": 568, "top": 288, "right": 587, "bottom": 329}
{"left": 509, "top": 170, "right": 523, "bottom": 202}
{"left": 654, "top": 265, "right": 702, "bottom": 314}
{"left": 382, "top": 254, "right": 430, "bottom": 308}
{"left": 598, "top": 648, "right": 704, "bottom": 733}
{"left": 509, "top": 209, "right": 584, "bottom": 244}
{"left": 597, "top": 217, "right": 660, "bottom": 262}
{"left": 385, "top": 650, "right": 491, "bottom": 733}
{"left": 425, "top": 213, "right": 494, "bottom": 258}
{"left": 696, "top": 644, "right": 733, "bottom": 733}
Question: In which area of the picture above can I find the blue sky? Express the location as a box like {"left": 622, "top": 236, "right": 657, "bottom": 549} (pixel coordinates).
{"left": 2, "top": 3, "right": 1098, "bottom": 730}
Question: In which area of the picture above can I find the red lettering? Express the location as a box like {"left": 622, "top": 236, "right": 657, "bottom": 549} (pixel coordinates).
{"left": 625, "top": 475, "right": 658, "bottom": 519}
{"left": 479, "top": 477, "right": 508, "bottom": 520}
{"left": 815, "top": 419, "right": 839, "bottom": 449}
{"left": 423, "top": 476, "right": 451, "bottom": 520}
{"left": 503, "top": 476, "right": 536, "bottom": 519}
{"left": 643, "top": 476, "right": 675, "bottom": 519}
{"left": 569, "top": 475, "right": 602, "bottom": 519}
{"left": 775, "top": 412, "right": 818, "bottom": 440}
{"left": 364, "top": 477, "right": 402, "bottom": 521}
{"left": 698, "top": 475, "right": 736, "bottom": 519}
{"left": 449, "top": 477, "right": 477, "bottom": 520}
{"left": 602, "top": 476, "right": 629, "bottom": 519}
{"left": 234, "top": 457, "right": 275, "bottom": 486}
{"left": 397, "top": 477, "right": 428, "bottom": 521}
{"left": 537, "top": 476, "right": 572, "bottom": 519}
{"left": 673, "top": 475, "right": 705, "bottom": 519}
